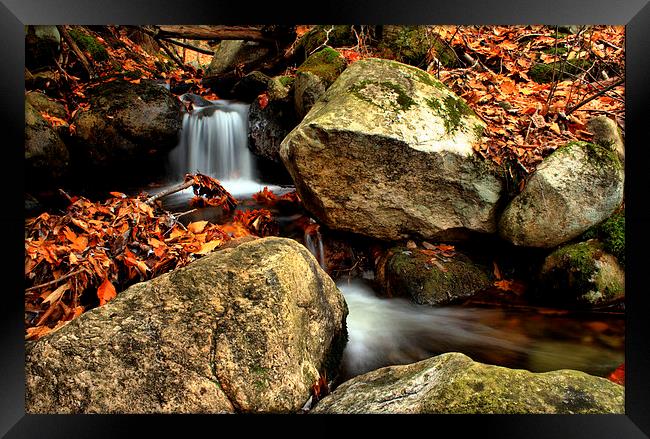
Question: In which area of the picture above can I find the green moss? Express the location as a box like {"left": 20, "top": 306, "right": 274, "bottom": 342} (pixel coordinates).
{"left": 300, "top": 25, "right": 358, "bottom": 55}
{"left": 278, "top": 75, "right": 295, "bottom": 88}
{"left": 426, "top": 94, "right": 476, "bottom": 134}
{"left": 473, "top": 123, "right": 485, "bottom": 141}
{"left": 297, "top": 47, "right": 347, "bottom": 84}
{"left": 529, "top": 58, "right": 591, "bottom": 83}
{"left": 582, "top": 211, "right": 625, "bottom": 265}
{"left": 68, "top": 28, "right": 109, "bottom": 62}
{"left": 542, "top": 47, "right": 569, "bottom": 55}
{"left": 548, "top": 241, "right": 599, "bottom": 293}
{"left": 348, "top": 79, "right": 416, "bottom": 112}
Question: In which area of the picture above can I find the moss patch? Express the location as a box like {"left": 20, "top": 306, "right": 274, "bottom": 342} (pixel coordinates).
{"left": 582, "top": 211, "right": 625, "bottom": 265}
{"left": 68, "top": 28, "right": 109, "bottom": 62}
{"left": 297, "top": 47, "right": 347, "bottom": 84}
{"left": 278, "top": 75, "right": 295, "bottom": 88}
{"left": 426, "top": 94, "right": 476, "bottom": 134}
{"left": 348, "top": 80, "right": 416, "bottom": 112}
{"left": 529, "top": 58, "right": 591, "bottom": 83}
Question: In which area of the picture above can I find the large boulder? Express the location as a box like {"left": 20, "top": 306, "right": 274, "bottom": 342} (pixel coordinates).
{"left": 280, "top": 58, "right": 502, "bottom": 242}
{"left": 376, "top": 247, "right": 491, "bottom": 305}
{"left": 312, "top": 352, "right": 624, "bottom": 414}
{"left": 25, "top": 237, "right": 348, "bottom": 413}
{"left": 294, "top": 48, "right": 347, "bottom": 119}
{"left": 25, "top": 100, "right": 69, "bottom": 188}
{"left": 537, "top": 240, "right": 625, "bottom": 307}
{"left": 70, "top": 79, "right": 182, "bottom": 171}
{"left": 499, "top": 142, "right": 624, "bottom": 248}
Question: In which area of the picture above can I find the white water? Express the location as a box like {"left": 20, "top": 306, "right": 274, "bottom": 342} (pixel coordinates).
{"left": 304, "top": 221, "right": 326, "bottom": 270}
{"left": 166, "top": 100, "right": 279, "bottom": 198}
{"left": 337, "top": 279, "right": 623, "bottom": 380}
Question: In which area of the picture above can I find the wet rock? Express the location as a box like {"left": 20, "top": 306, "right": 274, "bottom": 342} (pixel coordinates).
{"left": 232, "top": 71, "right": 271, "bottom": 102}
{"left": 205, "top": 40, "right": 271, "bottom": 77}
{"left": 376, "top": 247, "right": 491, "bottom": 305}
{"left": 25, "top": 237, "right": 348, "bottom": 413}
{"left": 538, "top": 240, "right": 625, "bottom": 307}
{"left": 248, "top": 76, "right": 298, "bottom": 163}
{"left": 280, "top": 58, "right": 502, "bottom": 242}
{"left": 499, "top": 141, "right": 624, "bottom": 248}
{"left": 312, "top": 352, "right": 624, "bottom": 414}
{"left": 25, "top": 100, "right": 69, "bottom": 189}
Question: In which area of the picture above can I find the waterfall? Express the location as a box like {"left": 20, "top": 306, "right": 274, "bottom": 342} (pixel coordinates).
{"left": 304, "top": 221, "right": 326, "bottom": 270}
{"left": 168, "top": 99, "right": 263, "bottom": 196}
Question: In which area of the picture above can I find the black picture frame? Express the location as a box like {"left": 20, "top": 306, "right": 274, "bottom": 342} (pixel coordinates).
{"left": 2, "top": 0, "right": 649, "bottom": 436}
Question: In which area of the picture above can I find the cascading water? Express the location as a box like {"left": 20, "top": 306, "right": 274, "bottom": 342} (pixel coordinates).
{"left": 166, "top": 98, "right": 279, "bottom": 199}
{"left": 170, "top": 102, "right": 252, "bottom": 181}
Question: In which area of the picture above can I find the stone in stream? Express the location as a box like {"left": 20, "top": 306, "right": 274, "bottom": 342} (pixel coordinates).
{"left": 499, "top": 141, "right": 624, "bottom": 248}
{"left": 293, "top": 47, "right": 347, "bottom": 119}
{"left": 280, "top": 58, "right": 502, "bottom": 242}
{"left": 248, "top": 75, "right": 298, "bottom": 163}
{"left": 311, "top": 352, "right": 624, "bottom": 414}
{"left": 70, "top": 79, "right": 182, "bottom": 174}
{"left": 537, "top": 239, "right": 624, "bottom": 307}
{"left": 376, "top": 247, "right": 491, "bottom": 306}
{"left": 25, "top": 100, "right": 69, "bottom": 189}
{"left": 25, "top": 237, "right": 348, "bottom": 413}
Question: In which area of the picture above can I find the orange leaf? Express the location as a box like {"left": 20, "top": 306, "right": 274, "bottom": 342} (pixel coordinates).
{"left": 195, "top": 239, "right": 221, "bottom": 255}
{"left": 97, "top": 277, "right": 117, "bottom": 306}
{"left": 188, "top": 220, "right": 209, "bottom": 234}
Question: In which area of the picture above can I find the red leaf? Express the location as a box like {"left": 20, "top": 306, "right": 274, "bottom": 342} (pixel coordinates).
{"left": 258, "top": 93, "right": 269, "bottom": 110}
{"left": 97, "top": 277, "right": 117, "bottom": 306}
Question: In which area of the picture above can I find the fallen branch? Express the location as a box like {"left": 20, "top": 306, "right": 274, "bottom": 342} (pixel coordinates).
{"left": 566, "top": 77, "right": 624, "bottom": 116}
{"left": 160, "top": 38, "right": 214, "bottom": 55}
{"left": 26, "top": 268, "right": 86, "bottom": 292}
{"left": 158, "top": 39, "right": 189, "bottom": 71}
{"left": 146, "top": 180, "right": 194, "bottom": 205}
{"left": 57, "top": 25, "right": 96, "bottom": 79}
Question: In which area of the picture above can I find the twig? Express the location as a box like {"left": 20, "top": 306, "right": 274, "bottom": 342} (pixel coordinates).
{"left": 146, "top": 180, "right": 194, "bottom": 205}
{"left": 158, "top": 39, "right": 189, "bottom": 71}
{"left": 26, "top": 268, "right": 85, "bottom": 292}
{"left": 57, "top": 25, "right": 96, "bottom": 79}
{"left": 566, "top": 78, "right": 624, "bottom": 116}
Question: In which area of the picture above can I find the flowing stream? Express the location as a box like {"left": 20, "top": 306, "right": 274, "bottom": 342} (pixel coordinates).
{"left": 159, "top": 96, "right": 624, "bottom": 383}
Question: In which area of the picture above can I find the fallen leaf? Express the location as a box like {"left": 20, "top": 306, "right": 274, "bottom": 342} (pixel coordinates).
{"left": 97, "top": 277, "right": 117, "bottom": 306}
{"left": 42, "top": 282, "right": 70, "bottom": 306}
{"left": 188, "top": 220, "right": 209, "bottom": 234}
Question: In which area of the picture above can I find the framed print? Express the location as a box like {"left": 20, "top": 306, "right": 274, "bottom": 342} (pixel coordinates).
{"left": 2, "top": 0, "right": 649, "bottom": 436}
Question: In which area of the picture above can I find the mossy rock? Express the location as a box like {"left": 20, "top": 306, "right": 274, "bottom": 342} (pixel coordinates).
{"left": 582, "top": 211, "right": 625, "bottom": 266}
{"left": 377, "top": 25, "right": 457, "bottom": 68}
{"left": 68, "top": 27, "right": 109, "bottom": 62}
{"left": 312, "top": 352, "right": 624, "bottom": 414}
{"left": 25, "top": 25, "right": 61, "bottom": 70}
{"left": 378, "top": 247, "right": 491, "bottom": 306}
{"left": 298, "top": 25, "right": 359, "bottom": 56}
{"left": 538, "top": 240, "right": 624, "bottom": 307}
{"left": 528, "top": 58, "right": 591, "bottom": 83}
{"left": 297, "top": 47, "right": 347, "bottom": 84}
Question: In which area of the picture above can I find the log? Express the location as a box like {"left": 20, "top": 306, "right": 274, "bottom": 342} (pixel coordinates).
{"left": 146, "top": 180, "right": 193, "bottom": 205}
{"left": 57, "top": 25, "right": 96, "bottom": 79}
{"left": 155, "top": 25, "right": 295, "bottom": 43}
{"left": 160, "top": 38, "right": 214, "bottom": 55}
